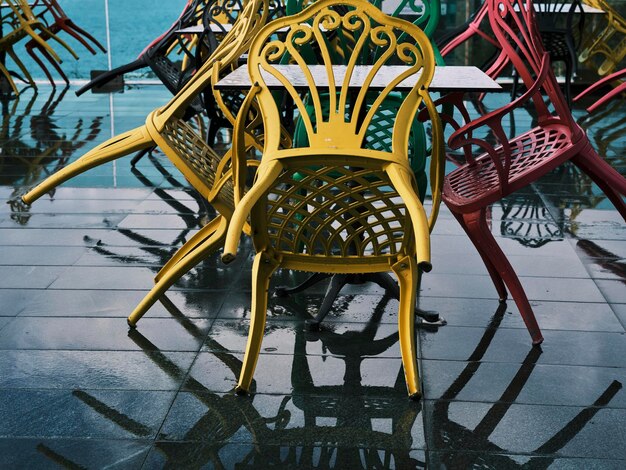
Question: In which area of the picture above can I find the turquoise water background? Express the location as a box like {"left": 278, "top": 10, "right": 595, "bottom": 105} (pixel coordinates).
{"left": 10, "top": 0, "right": 188, "bottom": 80}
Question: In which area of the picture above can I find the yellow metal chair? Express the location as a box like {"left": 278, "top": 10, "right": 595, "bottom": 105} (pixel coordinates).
{"left": 0, "top": 0, "right": 78, "bottom": 93}
{"left": 580, "top": 0, "right": 626, "bottom": 76}
{"left": 22, "top": 0, "right": 274, "bottom": 326}
{"left": 221, "top": 0, "right": 444, "bottom": 399}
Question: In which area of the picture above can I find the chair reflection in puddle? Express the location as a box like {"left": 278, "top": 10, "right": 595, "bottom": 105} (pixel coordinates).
{"left": 36, "top": 294, "right": 426, "bottom": 469}
{"left": 428, "top": 303, "right": 623, "bottom": 468}
{"left": 3, "top": 87, "right": 103, "bottom": 224}
{"left": 436, "top": 0, "right": 626, "bottom": 346}
{"left": 499, "top": 191, "right": 564, "bottom": 249}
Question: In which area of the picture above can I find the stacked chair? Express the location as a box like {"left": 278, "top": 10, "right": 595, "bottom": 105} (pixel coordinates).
{"left": 75, "top": 0, "right": 212, "bottom": 97}
{"left": 25, "top": 0, "right": 107, "bottom": 85}
{"left": 0, "top": 0, "right": 104, "bottom": 92}
{"left": 22, "top": 0, "right": 277, "bottom": 327}
{"left": 434, "top": 0, "right": 626, "bottom": 345}
{"left": 579, "top": 0, "right": 625, "bottom": 77}
{"left": 0, "top": 0, "right": 75, "bottom": 93}
{"left": 439, "top": 0, "right": 587, "bottom": 105}
{"left": 220, "top": 0, "right": 444, "bottom": 398}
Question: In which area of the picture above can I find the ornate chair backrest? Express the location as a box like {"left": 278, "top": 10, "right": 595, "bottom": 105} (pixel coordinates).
{"left": 202, "top": 0, "right": 245, "bottom": 34}
{"left": 488, "top": 0, "right": 577, "bottom": 130}
{"left": 238, "top": 0, "right": 442, "bottom": 264}
{"left": 249, "top": 0, "right": 437, "bottom": 155}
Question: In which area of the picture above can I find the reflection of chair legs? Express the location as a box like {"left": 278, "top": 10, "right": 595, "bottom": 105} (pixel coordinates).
{"left": 127, "top": 217, "right": 229, "bottom": 327}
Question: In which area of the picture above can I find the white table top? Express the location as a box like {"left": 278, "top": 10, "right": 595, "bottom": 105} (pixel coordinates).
{"left": 215, "top": 64, "right": 502, "bottom": 93}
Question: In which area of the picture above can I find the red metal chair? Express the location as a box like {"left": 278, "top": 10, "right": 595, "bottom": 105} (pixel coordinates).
{"left": 439, "top": 0, "right": 626, "bottom": 345}
{"left": 25, "top": 0, "right": 106, "bottom": 84}
{"left": 439, "top": 1, "right": 510, "bottom": 81}
{"left": 573, "top": 67, "right": 626, "bottom": 113}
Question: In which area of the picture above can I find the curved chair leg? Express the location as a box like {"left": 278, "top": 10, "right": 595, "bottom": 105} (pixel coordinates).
{"left": 127, "top": 217, "right": 228, "bottom": 327}
{"left": 7, "top": 49, "right": 35, "bottom": 87}
{"left": 392, "top": 255, "right": 420, "bottom": 399}
{"left": 27, "top": 43, "right": 69, "bottom": 85}
{"left": 235, "top": 250, "right": 281, "bottom": 395}
{"left": 274, "top": 272, "right": 332, "bottom": 297}
{"left": 587, "top": 82, "right": 626, "bottom": 114}
{"left": 0, "top": 63, "right": 19, "bottom": 95}
{"left": 35, "top": 25, "right": 80, "bottom": 61}
{"left": 451, "top": 211, "right": 508, "bottom": 301}
{"left": 59, "top": 21, "right": 97, "bottom": 55}
{"left": 304, "top": 273, "right": 350, "bottom": 330}
{"left": 65, "top": 19, "right": 107, "bottom": 53}
{"left": 154, "top": 215, "right": 224, "bottom": 283}
{"left": 460, "top": 208, "right": 543, "bottom": 345}
{"left": 22, "top": 125, "right": 154, "bottom": 204}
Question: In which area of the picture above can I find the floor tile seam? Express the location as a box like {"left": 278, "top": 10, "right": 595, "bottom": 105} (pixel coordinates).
{"left": 420, "top": 397, "right": 626, "bottom": 410}
{"left": 0, "top": 386, "right": 186, "bottom": 393}
{"left": 418, "top": 324, "right": 626, "bottom": 334}
{"left": 179, "top": 388, "right": 422, "bottom": 402}
{"left": 425, "top": 272, "right": 599, "bottom": 281}
{"left": 0, "top": 347, "right": 210, "bottom": 353}
{"left": 146, "top": 436, "right": 427, "bottom": 450}
{"left": 149, "top": 315, "right": 221, "bottom": 451}
{"left": 425, "top": 449, "right": 626, "bottom": 460}
{"left": 608, "top": 303, "right": 626, "bottom": 331}
{"left": 562, "top": 231, "right": 626, "bottom": 330}
{"left": 421, "top": 357, "right": 626, "bottom": 371}
{"left": 0, "top": 436, "right": 153, "bottom": 442}
{"left": 198, "top": 349, "right": 405, "bottom": 360}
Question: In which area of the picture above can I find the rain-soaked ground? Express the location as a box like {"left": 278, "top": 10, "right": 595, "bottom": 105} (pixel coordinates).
{"left": 0, "top": 83, "right": 624, "bottom": 468}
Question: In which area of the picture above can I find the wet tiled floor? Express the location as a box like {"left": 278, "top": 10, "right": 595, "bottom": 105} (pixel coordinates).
{"left": 0, "top": 84, "right": 624, "bottom": 469}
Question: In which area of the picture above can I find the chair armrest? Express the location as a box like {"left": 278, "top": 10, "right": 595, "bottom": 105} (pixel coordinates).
{"left": 448, "top": 53, "right": 551, "bottom": 157}
{"left": 231, "top": 82, "right": 262, "bottom": 205}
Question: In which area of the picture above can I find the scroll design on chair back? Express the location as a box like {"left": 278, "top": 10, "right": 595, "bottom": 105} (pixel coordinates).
{"left": 251, "top": 2, "right": 433, "bottom": 160}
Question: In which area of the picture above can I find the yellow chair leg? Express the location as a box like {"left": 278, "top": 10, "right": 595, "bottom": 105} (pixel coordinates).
{"left": 127, "top": 217, "right": 229, "bottom": 327}
{"left": 7, "top": 48, "right": 35, "bottom": 87}
{"left": 22, "top": 125, "right": 154, "bottom": 204}
{"left": 392, "top": 255, "right": 421, "bottom": 400}
{"left": 154, "top": 215, "right": 225, "bottom": 283}
{"left": 235, "top": 250, "right": 280, "bottom": 395}
{"left": 0, "top": 62, "right": 19, "bottom": 95}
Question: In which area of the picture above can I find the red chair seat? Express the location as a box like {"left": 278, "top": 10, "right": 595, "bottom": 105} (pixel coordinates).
{"left": 444, "top": 124, "right": 575, "bottom": 213}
